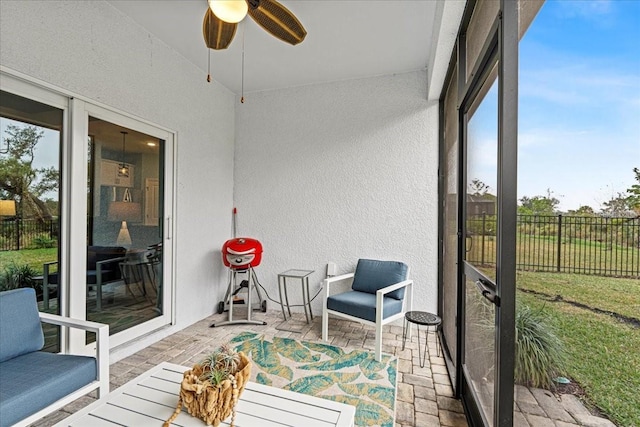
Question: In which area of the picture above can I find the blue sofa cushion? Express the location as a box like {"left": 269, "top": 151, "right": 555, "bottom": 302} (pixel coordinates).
{"left": 327, "top": 290, "right": 404, "bottom": 323}
{"left": 0, "top": 288, "right": 44, "bottom": 363}
{"left": 351, "top": 259, "right": 408, "bottom": 300}
{"left": 0, "top": 351, "right": 96, "bottom": 427}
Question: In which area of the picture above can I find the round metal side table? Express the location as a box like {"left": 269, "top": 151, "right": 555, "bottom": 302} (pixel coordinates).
{"left": 402, "top": 311, "right": 442, "bottom": 368}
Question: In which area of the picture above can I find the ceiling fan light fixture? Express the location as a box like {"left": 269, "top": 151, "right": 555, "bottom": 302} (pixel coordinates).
{"left": 208, "top": 0, "right": 248, "bottom": 24}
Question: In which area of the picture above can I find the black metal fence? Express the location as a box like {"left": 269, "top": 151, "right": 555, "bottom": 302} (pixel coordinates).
{"left": 466, "top": 214, "right": 640, "bottom": 278}
{"left": 0, "top": 218, "right": 59, "bottom": 251}
{"left": 4, "top": 215, "right": 640, "bottom": 277}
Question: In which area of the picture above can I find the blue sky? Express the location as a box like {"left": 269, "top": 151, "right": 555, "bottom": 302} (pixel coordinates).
{"left": 518, "top": 0, "right": 640, "bottom": 211}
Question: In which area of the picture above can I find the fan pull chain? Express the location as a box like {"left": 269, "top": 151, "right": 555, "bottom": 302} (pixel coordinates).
{"left": 241, "top": 23, "right": 245, "bottom": 103}
{"left": 207, "top": 48, "right": 212, "bottom": 83}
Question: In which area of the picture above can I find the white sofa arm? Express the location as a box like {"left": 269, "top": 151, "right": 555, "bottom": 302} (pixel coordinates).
{"left": 39, "top": 312, "right": 109, "bottom": 398}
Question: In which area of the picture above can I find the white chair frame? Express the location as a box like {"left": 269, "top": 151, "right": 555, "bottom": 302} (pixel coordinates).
{"left": 13, "top": 313, "right": 109, "bottom": 427}
{"left": 322, "top": 272, "right": 413, "bottom": 361}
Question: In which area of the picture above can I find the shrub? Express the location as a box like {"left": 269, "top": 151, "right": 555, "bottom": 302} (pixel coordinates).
{"left": 515, "top": 303, "right": 566, "bottom": 389}
{"left": 0, "top": 262, "right": 38, "bottom": 293}
{"left": 32, "top": 234, "right": 56, "bottom": 249}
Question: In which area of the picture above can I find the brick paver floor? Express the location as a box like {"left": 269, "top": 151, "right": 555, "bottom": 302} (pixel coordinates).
{"left": 31, "top": 309, "right": 615, "bottom": 426}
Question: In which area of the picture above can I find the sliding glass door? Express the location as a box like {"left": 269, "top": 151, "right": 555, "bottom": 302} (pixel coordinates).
{"left": 438, "top": 1, "right": 520, "bottom": 426}
{"left": 1, "top": 72, "right": 174, "bottom": 353}
{"left": 462, "top": 65, "right": 501, "bottom": 425}
{"left": 84, "top": 115, "right": 167, "bottom": 343}
{"left": 76, "top": 103, "right": 173, "bottom": 349}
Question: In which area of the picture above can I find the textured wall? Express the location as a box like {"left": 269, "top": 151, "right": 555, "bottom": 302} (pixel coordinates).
{"left": 234, "top": 71, "right": 439, "bottom": 319}
{"left": 0, "top": 1, "right": 235, "bottom": 338}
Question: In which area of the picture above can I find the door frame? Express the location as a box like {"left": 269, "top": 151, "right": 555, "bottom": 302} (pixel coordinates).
{"left": 437, "top": 1, "right": 518, "bottom": 425}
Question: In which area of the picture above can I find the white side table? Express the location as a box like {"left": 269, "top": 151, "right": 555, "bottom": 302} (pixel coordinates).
{"left": 278, "top": 269, "right": 314, "bottom": 323}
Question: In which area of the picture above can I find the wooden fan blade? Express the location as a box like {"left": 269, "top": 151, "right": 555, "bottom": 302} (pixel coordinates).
{"left": 247, "top": 0, "right": 307, "bottom": 45}
{"left": 203, "top": 8, "right": 238, "bottom": 50}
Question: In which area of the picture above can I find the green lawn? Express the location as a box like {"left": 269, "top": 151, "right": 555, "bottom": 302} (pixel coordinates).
{"left": 467, "top": 233, "right": 640, "bottom": 277}
{"left": 517, "top": 272, "right": 640, "bottom": 320}
{"left": 0, "top": 248, "right": 57, "bottom": 274}
{"left": 517, "top": 272, "right": 640, "bottom": 427}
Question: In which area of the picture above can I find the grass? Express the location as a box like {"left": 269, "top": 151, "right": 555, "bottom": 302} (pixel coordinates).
{"left": 517, "top": 271, "right": 640, "bottom": 320}
{"left": 517, "top": 271, "right": 640, "bottom": 427}
{"left": 467, "top": 233, "right": 640, "bottom": 277}
{"left": 0, "top": 248, "right": 57, "bottom": 275}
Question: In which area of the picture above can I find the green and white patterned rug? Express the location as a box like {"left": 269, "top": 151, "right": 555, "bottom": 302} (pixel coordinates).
{"left": 230, "top": 332, "right": 397, "bottom": 427}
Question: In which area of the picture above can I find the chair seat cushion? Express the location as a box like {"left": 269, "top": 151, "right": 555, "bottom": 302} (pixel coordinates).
{"left": 327, "top": 291, "right": 404, "bottom": 323}
{"left": 0, "top": 351, "right": 96, "bottom": 427}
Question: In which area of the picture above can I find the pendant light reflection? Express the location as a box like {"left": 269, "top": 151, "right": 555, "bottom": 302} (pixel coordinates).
{"left": 208, "top": 0, "right": 248, "bottom": 24}
{"left": 118, "top": 131, "right": 129, "bottom": 178}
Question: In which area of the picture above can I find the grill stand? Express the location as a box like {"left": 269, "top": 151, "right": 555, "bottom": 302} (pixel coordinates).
{"left": 211, "top": 266, "right": 267, "bottom": 327}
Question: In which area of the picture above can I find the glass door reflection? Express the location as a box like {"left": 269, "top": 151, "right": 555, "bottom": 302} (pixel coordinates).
{"left": 86, "top": 117, "right": 164, "bottom": 338}
{"left": 1, "top": 90, "right": 64, "bottom": 353}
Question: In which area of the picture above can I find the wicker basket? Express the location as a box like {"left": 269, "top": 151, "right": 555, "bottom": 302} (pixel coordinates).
{"left": 163, "top": 352, "right": 251, "bottom": 427}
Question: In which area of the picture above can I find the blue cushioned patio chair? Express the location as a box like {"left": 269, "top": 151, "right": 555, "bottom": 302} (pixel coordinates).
{"left": 0, "top": 288, "right": 109, "bottom": 427}
{"left": 322, "top": 259, "right": 413, "bottom": 361}
{"left": 42, "top": 245, "right": 127, "bottom": 311}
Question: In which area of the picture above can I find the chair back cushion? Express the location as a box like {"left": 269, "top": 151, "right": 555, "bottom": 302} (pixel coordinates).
{"left": 87, "top": 246, "right": 126, "bottom": 270}
{"left": 0, "top": 288, "right": 44, "bottom": 362}
{"left": 351, "top": 259, "right": 408, "bottom": 300}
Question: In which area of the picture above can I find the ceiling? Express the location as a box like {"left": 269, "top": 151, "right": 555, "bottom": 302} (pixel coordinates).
{"left": 106, "top": 0, "right": 449, "bottom": 96}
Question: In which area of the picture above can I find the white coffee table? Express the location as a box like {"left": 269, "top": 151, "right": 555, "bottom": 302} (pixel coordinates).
{"left": 54, "top": 362, "right": 355, "bottom": 426}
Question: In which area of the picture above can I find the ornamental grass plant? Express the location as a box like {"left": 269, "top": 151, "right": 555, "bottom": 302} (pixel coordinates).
{"left": 515, "top": 302, "right": 566, "bottom": 389}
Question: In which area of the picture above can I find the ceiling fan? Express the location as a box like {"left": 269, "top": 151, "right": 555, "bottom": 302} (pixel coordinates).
{"left": 203, "top": 0, "right": 307, "bottom": 50}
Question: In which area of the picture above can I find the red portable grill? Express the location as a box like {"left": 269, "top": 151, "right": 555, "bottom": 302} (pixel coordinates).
{"left": 222, "top": 237, "right": 263, "bottom": 269}
{"left": 213, "top": 236, "right": 267, "bottom": 327}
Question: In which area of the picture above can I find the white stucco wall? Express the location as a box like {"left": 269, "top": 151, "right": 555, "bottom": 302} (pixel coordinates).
{"left": 234, "top": 71, "right": 439, "bottom": 320}
{"left": 0, "top": 1, "right": 235, "bottom": 357}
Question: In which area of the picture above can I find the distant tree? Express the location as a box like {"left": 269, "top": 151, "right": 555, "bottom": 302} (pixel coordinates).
{"left": 518, "top": 189, "right": 560, "bottom": 216}
{"left": 469, "top": 178, "right": 491, "bottom": 196}
{"left": 0, "top": 124, "right": 58, "bottom": 221}
{"left": 626, "top": 167, "right": 640, "bottom": 215}
{"left": 601, "top": 193, "right": 636, "bottom": 218}
{"left": 567, "top": 205, "right": 596, "bottom": 217}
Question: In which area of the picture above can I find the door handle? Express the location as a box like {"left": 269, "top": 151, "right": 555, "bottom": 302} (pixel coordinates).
{"left": 475, "top": 279, "right": 500, "bottom": 306}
